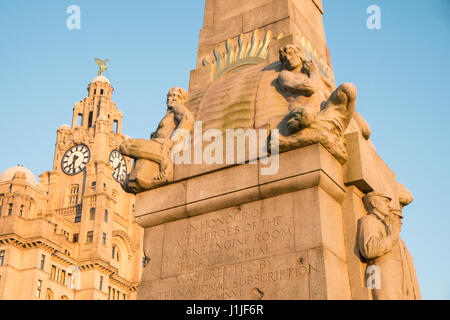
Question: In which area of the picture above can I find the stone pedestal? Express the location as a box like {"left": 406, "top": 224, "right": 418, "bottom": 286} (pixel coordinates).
{"left": 129, "top": 0, "right": 421, "bottom": 300}
{"left": 135, "top": 144, "right": 360, "bottom": 300}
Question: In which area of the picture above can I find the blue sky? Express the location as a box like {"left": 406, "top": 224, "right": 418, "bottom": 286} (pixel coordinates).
{"left": 0, "top": 0, "right": 449, "bottom": 299}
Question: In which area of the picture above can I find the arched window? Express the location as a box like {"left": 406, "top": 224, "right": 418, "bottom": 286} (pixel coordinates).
{"left": 46, "top": 288, "right": 54, "bottom": 300}
{"left": 113, "top": 120, "right": 118, "bottom": 133}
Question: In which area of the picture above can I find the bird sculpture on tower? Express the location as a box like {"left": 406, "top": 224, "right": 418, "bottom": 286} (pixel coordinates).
{"left": 95, "top": 58, "right": 109, "bottom": 76}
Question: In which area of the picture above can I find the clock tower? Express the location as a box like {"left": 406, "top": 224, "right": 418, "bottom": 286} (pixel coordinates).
{"left": 35, "top": 72, "right": 144, "bottom": 300}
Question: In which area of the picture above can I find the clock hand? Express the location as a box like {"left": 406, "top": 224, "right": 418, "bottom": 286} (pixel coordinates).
{"left": 70, "top": 155, "right": 79, "bottom": 169}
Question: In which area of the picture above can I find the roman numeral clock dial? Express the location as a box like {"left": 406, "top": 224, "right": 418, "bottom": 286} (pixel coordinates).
{"left": 109, "top": 150, "right": 127, "bottom": 183}
{"left": 62, "top": 145, "right": 91, "bottom": 175}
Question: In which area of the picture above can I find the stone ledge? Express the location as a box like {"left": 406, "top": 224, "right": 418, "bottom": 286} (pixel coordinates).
{"left": 136, "top": 144, "right": 345, "bottom": 228}
{"left": 344, "top": 132, "right": 399, "bottom": 208}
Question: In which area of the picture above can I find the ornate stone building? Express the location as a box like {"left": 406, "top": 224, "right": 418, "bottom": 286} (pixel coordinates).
{"left": 0, "top": 74, "right": 144, "bottom": 300}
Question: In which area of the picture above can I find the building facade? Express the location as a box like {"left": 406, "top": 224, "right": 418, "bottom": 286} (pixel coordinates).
{"left": 0, "top": 75, "right": 144, "bottom": 300}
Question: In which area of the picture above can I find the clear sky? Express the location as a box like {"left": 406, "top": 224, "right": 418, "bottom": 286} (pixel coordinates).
{"left": 0, "top": 0, "right": 449, "bottom": 299}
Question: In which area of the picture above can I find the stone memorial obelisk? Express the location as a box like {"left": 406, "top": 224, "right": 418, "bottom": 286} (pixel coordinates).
{"left": 124, "top": 0, "right": 421, "bottom": 300}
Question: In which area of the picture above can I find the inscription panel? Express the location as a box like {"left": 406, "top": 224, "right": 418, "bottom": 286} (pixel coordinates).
{"left": 140, "top": 193, "right": 329, "bottom": 299}
{"left": 161, "top": 194, "right": 295, "bottom": 278}
{"left": 148, "top": 253, "right": 318, "bottom": 300}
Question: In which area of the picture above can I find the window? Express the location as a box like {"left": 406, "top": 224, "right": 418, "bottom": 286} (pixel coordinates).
{"left": 69, "top": 185, "right": 80, "bottom": 206}
{"left": 104, "top": 210, "right": 108, "bottom": 223}
{"left": 60, "top": 270, "right": 66, "bottom": 285}
{"left": 46, "top": 288, "right": 54, "bottom": 300}
{"left": 77, "top": 114, "right": 83, "bottom": 127}
{"left": 75, "top": 206, "right": 82, "bottom": 223}
{"left": 19, "top": 205, "right": 24, "bottom": 217}
{"left": 73, "top": 234, "right": 79, "bottom": 243}
{"left": 67, "top": 273, "right": 72, "bottom": 287}
{"left": 50, "top": 265, "right": 57, "bottom": 281}
{"left": 102, "top": 233, "right": 107, "bottom": 245}
{"left": 113, "top": 120, "right": 119, "bottom": 133}
{"left": 0, "top": 250, "right": 5, "bottom": 266}
{"left": 8, "top": 204, "right": 13, "bottom": 216}
{"left": 111, "top": 245, "right": 120, "bottom": 262}
{"left": 88, "top": 111, "right": 93, "bottom": 128}
{"left": 36, "top": 280, "right": 42, "bottom": 298}
{"left": 86, "top": 231, "right": 94, "bottom": 244}
{"left": 94, "top": 89, "right": 97, "bottom": 95}
{"left": 100, "top": 89, "right": 104, "bottom": 95}
{"left": 99, "top": 276, "right": 104, "bottom": 291}
{"left": 90, "top": 208, "right": 96, "bottom": 220}
{"left": 40, "top": 255, "right": 46, "bottom": 270}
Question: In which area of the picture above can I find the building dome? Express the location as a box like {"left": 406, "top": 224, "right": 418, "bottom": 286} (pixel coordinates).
{"left": 92, "top": 75, "right": 111, "bottom": 84}
{"left": 0, "top": 165, "right": 38, "bottom": 186}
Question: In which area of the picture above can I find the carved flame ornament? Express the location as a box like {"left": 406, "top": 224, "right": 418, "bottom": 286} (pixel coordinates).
{"left": 296, "top": 33, "right": 331, "bottom": 79}
{"left": 203, "top": 29, "right": 280, "bottom": 79}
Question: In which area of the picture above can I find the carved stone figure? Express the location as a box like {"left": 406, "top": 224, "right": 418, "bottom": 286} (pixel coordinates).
{"left": 120, "top": 87, "right": 194, "bottom": 194}
{"left": 357, "top": 190, "right": 421, "bottom": 300}
{"left": 274, "top": 44, "right": 357, "bottom": 164}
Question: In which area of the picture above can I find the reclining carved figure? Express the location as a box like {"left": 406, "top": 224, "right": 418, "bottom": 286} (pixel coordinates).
{"left": 274, "top": 44, "right": 357, "bottom": 164}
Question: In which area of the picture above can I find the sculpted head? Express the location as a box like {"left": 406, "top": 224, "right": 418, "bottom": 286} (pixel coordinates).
{"left": 279, "top": 45, "right": 304, "bottom": 71}
{"left": 167, "top": 87, "right": 188, "bottom": 108}
{"left": 363, "top": 192, "right": 392, "bottom": 217}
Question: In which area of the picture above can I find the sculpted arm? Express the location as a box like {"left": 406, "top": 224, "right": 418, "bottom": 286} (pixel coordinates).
{"left": 278, "top": 70, "right": 317, "bottom": 96}
{"left": 151, "top": 111, "right": 176, "bottom": 139}
{"left": 358, "top": 218, "right": 398, "bottom": 260}
{"left": 172, "top": 104, "right": 194, "bottom": 133}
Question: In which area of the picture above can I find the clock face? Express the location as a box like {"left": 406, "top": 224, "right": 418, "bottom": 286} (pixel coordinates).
{"left": 109, "top": 150, "right": 127, "bottom": 183}
{"left": 62, "top": 145, "right": 90, "bottom": 175}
